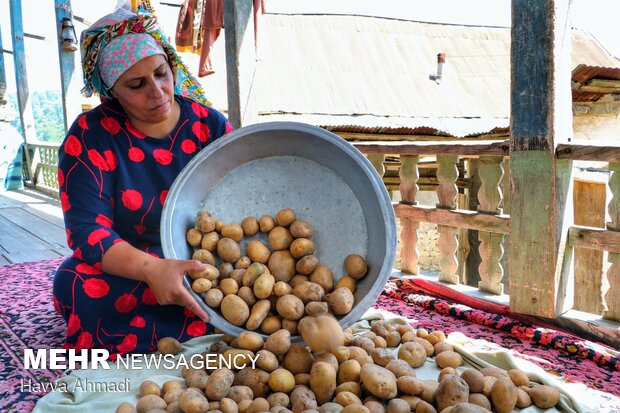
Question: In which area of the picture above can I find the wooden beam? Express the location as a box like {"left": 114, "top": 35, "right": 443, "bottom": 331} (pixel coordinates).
{"left": 509, "top": 0, "right": 574, "bottom": 318}
{"left": 393, "top": 203, "right": 510, "bottom": 235}
{"left": 54, "top": 0, "right": 81, "bottom": 133}
{"left": 352, "top": 140, "right": 509, "bottom": 157}
{"left": 568, "top": 225, "right": 620, "bottom": 254}
{"left": 573, "top": 101, "right": 620, "bottom": 117}
{"left": 224, "top": 0, "right": 257, "bottom": 128}
{"left": 336, "top": 132, "right": 510, "bottom": 142}
{"left": 556, "top": 143, "right": 620, "bottom": 162}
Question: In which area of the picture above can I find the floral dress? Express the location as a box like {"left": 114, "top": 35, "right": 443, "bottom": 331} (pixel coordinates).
{"left": 53, "top": 95, "right": 232, "bottom": 356}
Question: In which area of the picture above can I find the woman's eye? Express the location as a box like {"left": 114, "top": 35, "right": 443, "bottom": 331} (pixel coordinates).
{"left": 128, "top": 81, "right": 144, "bottom": 89}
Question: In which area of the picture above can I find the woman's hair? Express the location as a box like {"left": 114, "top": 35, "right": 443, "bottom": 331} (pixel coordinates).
{"left": 80, "top": 8, "right": 209, "bottom": 105}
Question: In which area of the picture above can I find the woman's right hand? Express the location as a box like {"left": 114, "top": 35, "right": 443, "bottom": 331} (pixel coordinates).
{"left": 142, "top": 257, "right": 211, "bottom": 323}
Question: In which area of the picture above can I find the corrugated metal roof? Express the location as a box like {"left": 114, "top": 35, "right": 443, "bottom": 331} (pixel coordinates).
{"left": 252, "top": 14, "right": 620, "bottom": 137}
{"left": 572, "top": 64, "right": 620, "bottom": 101}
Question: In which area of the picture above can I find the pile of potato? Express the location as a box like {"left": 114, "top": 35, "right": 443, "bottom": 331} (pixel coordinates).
{"left": 184, "top": 208, "right": 368, "bottom": 334}
{"left": 116, "top": 319, "right": 562, "bottom": 413}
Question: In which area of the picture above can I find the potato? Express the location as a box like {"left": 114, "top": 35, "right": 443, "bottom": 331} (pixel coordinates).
{"left": 247, "top": 240, "right": 271, "bottom": 264}
{"left": 481, "top": 376, "right": 496, "bottom": 399}
{"left": 267, "top": 392, "right": 290, "bottom": 408}
{"left": 247, "top": 397, "right": 270, "bottom": 413}
{"left": 290, "top": 238, "right": 316, "bottom": 259}
{"left": 179, "top": 389, "right": 209, "bottom": 413}
{"left": 460, "top": 369, "right": 484, "bottom": 394}
{"left": 336, "top": 391, "right": 363, "bottom": 407}
{"left": 238, "top": 399, "right": 252, "bottom": 413}
{"left": 200, "top": 231, "right": 220, "bottom": 251}
{"left": 264, "top": 329, "right": 291, "bottom": 355}
{"left": 298, "top": 315, "right": 345, "bottom": 353}
{"left": 321, "top": 403, "right": 345, "bottom": 413}
{"left": 193, "top": 249, "right": 215, "bottom": 265}
{"left": 240, "top": 216, "right": 260, "bottom": 236}
{"left": 529, "top": 384, "right": 560, "bottom": 409}
{"left": 276, "top": 208, "right": 296, "bottom": 226}
{"left": 370, "top": 348, "right": 395, "bottom": 367}
{"left": 221, "top": 295, "right": 250, "bottom": 326}
{"left": 434, "top": 341, "right": 454, "bottom": 355}
{"left": 282, "top": 318, "right": 298, "bottom": 335}
{"left": 185, "top": 370, "right": 208, "bottom": 390}
{"left": 188, "top": 263, "right": 220, "bottom": 281}
{"left": 295, "top": 373, "right": 310, "bottom": 386}
{"left": 439, "top": 368, "right": 457, "bottom": 381}
{"left": 335, "top": 276, "right": 357, "bottom": 294}
{"left": 296, "top": 255, "right": 320, "bottom": 275}
{"left": 269, "top": 226, "right": 294, "bottom": 250}
{"left": 434, "top": 351, "right": 462, "bottom": 369}
{"left": 246, "top": 299, "right": 270, "bottom": 330}
{"left": 158, "top": 337, "right": 183, "bottom": 355}
{"left": 283, "top": 344, "right": 315, "bottom": 374}
{"left": 385, "top": 331, "right": 401, "bottom": 348}
{"left": 290, "top": 385, "right": 316, "bottom": 405}
{"left": 237, "top": 331, "right": 264, "bottom": 352}
{"left": 363, "top": 401, "right": 385, "bottom": 413}
{"left": 360, "top": 364, "right": 397, "bottom": 400}
{"left": 426, "top": 330, "right": 446, "bottom": 345}
{"left": 313, "top": 352, "right": 339, "bottom": 373}
{"left": 268, "top": 250, "right": 297, "bottom": 282}
{"left": 341, "top": 406, "right": 370, "bottom": 413}
{"left": 219, "top": 262, "right": 234, "bottom": 277}
{"left": 398, "top": 342, "right": 427, "bottom": 368}
{"left": 163, "top": 388, "right": 184, "bottom": 404}
{"left": 256, "top": 349, "right": 279, "bottom": 372}
{"left": 411, "top": 337, "right": 434, "bottom": 357}
{"left": 196, "top": 211, "right": 215, "bottom": 231}
{"left": 507, "top": 369, "right": 529, "bottom": 387}
{"left": 490, "top": 378, "right": 518, "bottom": 413}
{"left": 306, "top": 301, "right": 329, "bottom": 316}
{"left": 310, "top": 362, "right": 338, "bottom": 404}
{"left": 227, "top": 385, "right": 254, "bottom": 403}
{"left": 397, "top": 376, "right": 424, "bottom": 395}
{"left": 344, "top": 254, "right": 368, "bottom": 279}
{"left": 479, "top": 367, "right": 508, "bottom": 380}
{"left": 136, "top": 393, "right": 167, "bottom": 413}
{"left": 140, "top": 380, "right": 162, "bottom": 397}
{"left": 162, "top": 381, "right": 184, "bottom": 394}
{"left": 205, "top": 288, "right": 224, "bottom": 307}
{"left": 269, "top": 368, "right": 296, "bottom": 393}
{"left": 234, "top": 367, "right": 271, "bottom": 398}
{"left": 336, "top": 382, "right": 362, "bottom": 398}
{"left": 115, "top": 402, "right": 137, "bottom": 413}
{"left": 325, "top": 287, "right": 355, "bottom": 315}
{"left": 386, "top": 399, "right": 410, "bottom": 413}
{"left": 261, "top": 315, "right": 282, "bottom": 334}
{"left": 186, "top": 228, "right": 203, "bottom": 247}
{"left": 276, "top": 294, "right": 305, "bottom": 320}
{"left": 413, "top": 400, "right": 436, "bottom": 413}
{"left": 218, "top": 238, "right": 242, "bottom": 263}
{"left": 443, "top": 403, "right": 490, "bottom": 413}
{"left": 396, "top": 324, "right": 414, "bottom": 336}
{"left": 237, "top": 286, "right": 257, "bottom": 307}
{"left": 192, "top": 278, "right": 212, "bottom": 293}
{"left": 337, "top": 359, "right": 361, "bottom": 384}
{"left": 259, "top": 215, "right": 276, "bottom": 232}
{"left": 206, "top": 368, "right": 235, "bottom": 400}
{"left": 307, "top": 265, "right": 334, "bottom": 293}
{"left": 293, "top": 281, "right": 325, "bottom": 303}
{"left": 221, "top": 223, "right": 244, "bottom": 242}
{"left": 435, "top": 375, "right": 469, "bottom": 411}
{"left": 218, "top": 278, "right": 237, "bottom": 296}
{"left": 420, "top": 380, "right": 439, "bottom": 405}
{"left": 274, "top": 281, "right": 292, "bottom": 297}
{"left": 251, "top": 273, "right": 274, "bottom": 299}
{"left": 290, "top": 274, "right": 309, "bottom": 288}
{"left": 516, "top": 387, "right": 532, "bottom": 408}
{"left": 468, "top": 394, "right": 492, "bottom": 410}
{"left": 385, "top": 359, "right": 416, "bottom": 379}
{"left": 235, "top": 256, "right": 252, "bottom": 269}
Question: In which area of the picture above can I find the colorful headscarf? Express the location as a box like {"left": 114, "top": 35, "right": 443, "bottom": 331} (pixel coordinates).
{"left": 80, "top": 8, "right": 210, "bottom": 105}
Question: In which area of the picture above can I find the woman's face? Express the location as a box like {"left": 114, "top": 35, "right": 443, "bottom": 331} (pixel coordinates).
{"left": 111, "top": 54, "right": 175, "bottom": 126}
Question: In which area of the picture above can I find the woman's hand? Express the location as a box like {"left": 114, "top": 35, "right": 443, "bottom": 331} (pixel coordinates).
{"left": 101, "top": 242, "right": 210, "bottom": 323}
{"left": 142, "top": 258, "right": 210, "bottom": 323}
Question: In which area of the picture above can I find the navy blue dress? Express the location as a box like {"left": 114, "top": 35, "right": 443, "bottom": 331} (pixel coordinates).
{"left": 53, "top": 95, "right": 231, "bottom": 356}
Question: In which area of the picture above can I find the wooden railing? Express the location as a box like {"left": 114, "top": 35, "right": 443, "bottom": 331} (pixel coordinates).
{"left": 22, "top": 141, "right": 60, "bottom": 196}
{"left": 353, "top": 139, "right": 620, "bottom": 329}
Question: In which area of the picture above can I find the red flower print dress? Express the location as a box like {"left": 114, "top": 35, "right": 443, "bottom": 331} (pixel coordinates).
{"left": 53, "top": 95, "right": 232, "bottom": 356}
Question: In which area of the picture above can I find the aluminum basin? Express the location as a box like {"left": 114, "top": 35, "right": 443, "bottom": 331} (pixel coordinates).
{"left": 161, "top": 121, "right": 397, "bottom": 338}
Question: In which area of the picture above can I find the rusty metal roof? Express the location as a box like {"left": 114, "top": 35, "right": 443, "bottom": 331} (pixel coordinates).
{"left": 572, "top": 64, "right": 620, "bottom": 102}
{"left": 252, "top": 14, "right": 620, "bottom": 137}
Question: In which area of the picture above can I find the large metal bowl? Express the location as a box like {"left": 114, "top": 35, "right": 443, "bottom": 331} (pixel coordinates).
{"left": 161, "top": 121, "right": 397, "bottom": 338}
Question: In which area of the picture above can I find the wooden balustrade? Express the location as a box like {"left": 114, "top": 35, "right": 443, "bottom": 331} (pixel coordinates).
{"left": 22, "top": 142, "right": 60, "bottom": 196}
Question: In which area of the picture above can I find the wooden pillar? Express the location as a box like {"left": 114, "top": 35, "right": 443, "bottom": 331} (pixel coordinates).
{"left": 0, "top": 24, "right": 6, "bottom": 104}
{"left": 465, "top": 159, "right": 482, "bottom": 287}
{"left": 477, "top": 156, "right": 505, "bottom": 295}
{"left": 54, "top": 0, "right": 81, "bottom": 133}
{"left": 436, "top": 155, "right": 460, "bottom": 284}
{"left": 224, "top": 0, "right": 257, "bottom": 128}
{"left": 9, "top": 0, "right": 36, "bottom": 142}
{"left": 509, "top": 0, "right": 574, "bottom": 317}
{"left": 399, "top": 155, "right": 420, "bottom": 274}
{"left": 605, "top": 163, "right": 620, "bottom": 321}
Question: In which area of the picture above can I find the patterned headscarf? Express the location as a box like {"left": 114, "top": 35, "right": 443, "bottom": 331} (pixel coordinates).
{"left": 80, "top": 8, "right": 210, "bottom": 105}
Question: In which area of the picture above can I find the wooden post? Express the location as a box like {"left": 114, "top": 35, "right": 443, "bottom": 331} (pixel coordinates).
{"left": 465, "top": 159, "right": 482, "bottom": 287}
{"left": 54, "top": 0, "right": 81, "bottom": 133}
{"left": 399, "top": 155, "right": 420, "bottom": 274}
{"left": 9, "top": 0, "right": 36, "bottom": 142}
{"left": 605, "top": 162, "right": 620, "bottom": 321}
{"left": 573, "top": 179, "right": 605, "bottom": 315}
{"left": 436, "top": 155, "right": 460, "bottom": 284}
{"left": 224, "top": 0, "right": 257, "bottom": 128}
{"left": 509, "top": 0, "right": 574, "bottom": 317}
{"left": 477, "top": 156, "right": 505, "bottom": 295}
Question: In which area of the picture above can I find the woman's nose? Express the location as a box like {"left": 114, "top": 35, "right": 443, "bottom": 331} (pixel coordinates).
{"left": 148, "top": 79, "right": 164, "bottom": 98}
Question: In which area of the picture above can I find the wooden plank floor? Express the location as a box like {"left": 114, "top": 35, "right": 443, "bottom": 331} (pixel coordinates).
{"left": 0, "top": 189, "right": 72, "bottom": 264}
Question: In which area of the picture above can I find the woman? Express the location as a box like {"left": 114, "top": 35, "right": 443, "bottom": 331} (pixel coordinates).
{"left": 53, "top": 8, "right": 232, "bottom": 356}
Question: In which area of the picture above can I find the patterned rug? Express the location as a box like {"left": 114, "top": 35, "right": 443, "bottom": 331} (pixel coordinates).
{"left": 1, "top": 259, "right": 619, "bottom": 412}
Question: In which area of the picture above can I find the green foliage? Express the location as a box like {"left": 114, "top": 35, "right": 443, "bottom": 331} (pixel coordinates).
{"left": 7, "top": 90, "right": 65, "bottom": 142}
